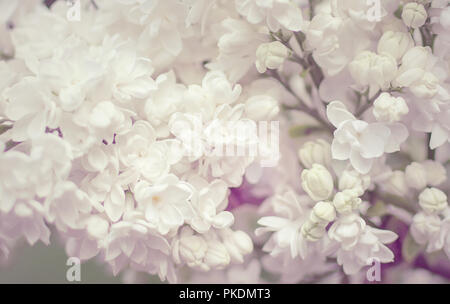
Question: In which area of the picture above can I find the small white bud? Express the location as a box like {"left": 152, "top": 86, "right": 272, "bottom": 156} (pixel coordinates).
{"left": 421, "top": 160, "right": 447, "bottom": 187}
{"left": 310, "top": 201, "right": 336, "bottom": 224}
{"left": 245, "top": 95, "right": 279, "bottom": 121}
{"left": 371, "top": 53, "right": 398, "bottom": 91}
{"left": 204, "top": 240, "right": 230, "bottom": 269}
{"left": 301, "top": 164, "right": 334, "bottom": 201}
{"left": 298, "top": 139, "right": 332, "bottom": 169}
{"left": 383, "top": 171, "right": 409, "bottom": 196}
{"left": 301, "top": 220, "right": 326, "bottom": 242}
{"left": 255, "top": 41, "right": 289, "bottom": 73}
{"left": 333, "top": 190, "right": 362, "bottom": 214}
{"left": 178, "top": 235, "right": 208, "bottom": 267}
{"left": 221, "top": 230, "right": 253, "bottom": 263}
{"left": 348, "top": 51, "right": 377, "bottom": 87}
{"left": 402, "top": 3, "right": 427, "bottom": 29}
{"left": 410, "top": 212, "right": 441, "bottom": 246}
{"left": 410, "top": 72, "right": 439, "bottom": 99}
{"left": 231, "top": 230, "right": 253, "bottom": 254}
{"left": 349, "top": 51, "right": 397, "bottom": 91}
{"left": 418, "top": 187, "right": 448, "bottom": 214}
{"left": 377, "top": 31, "right": 414, "bottom": 61}
{"left": 405, "top": 162, "right": 428, "bottom": 190}
{"left": 373, "top": 92, "right": 409, "bottom": 123}
{"left": 400, "top": 46, "right": 431, "bottom": 71}
{"left": 338, "top": 170, "right": 370, "bottom": 197}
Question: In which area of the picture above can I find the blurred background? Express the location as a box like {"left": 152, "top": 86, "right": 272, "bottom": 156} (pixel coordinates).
{"left": 0, "top": 234, "right": 163, "bottom": 284}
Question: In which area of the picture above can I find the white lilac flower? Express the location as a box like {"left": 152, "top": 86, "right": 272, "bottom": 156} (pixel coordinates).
{"left": 3, "top": 77, "right": 59, "bottom": 141}
{"left": 305, "top": 12, "right": 371, "bottom": 76}
{"left": 117, "top": 120, "right": 181, "bottom": 182}
{"left": 235, "top": 0, "right": 304, "bottom": 32}
{"left": 2, "top": 0, "right": 450, "bottom": 284}
{"left": 133, "top": 174, "right": 195, "bottom": 235}
{"left": 394, "top": 46, "right": 442, "bottom": 99}
{"left": 104, "top": 217, "right": 176, "bottom": 282}
{"left": 44, "top": 181, "right": 97, "bottom": 231}
{"left": 327, "top": 101, "right": 408, "bottom": 174}
{"left": 209, "top": 18, "right": 271, "bottom": 82}
{"left": 187, "top": 176, "right": 234, "bottom": 234}
{"left": 255, "top": 190, "right": 313, "bottom": 259}
{"left": 328, "top": 213, "right": 397, "bottom": 274}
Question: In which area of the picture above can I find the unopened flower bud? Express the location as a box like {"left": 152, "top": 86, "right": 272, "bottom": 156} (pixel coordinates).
{"left": 377, "top": 31, "right": 414, "bottom": 61}
{"left": 338, "top": 170, "right": 370, "bottom": 197}
{"left": 301, "top": 220, "right": 326, "bottom": 242}
{"left": 298, "top": 139, "right": 332, "bottom": 169}
{"left": 255, "top": 41, "right": 289, "bottom": 73}
{"left": 405, "top": 162, "right": 427, "bottom": 190}
{"left": 402, "top": 3, "right": 427, "bottom": 29}
{"left": 204, "top": 240, "right": 230, "bottom": 269}
{"left": 410, "top": 212, "right": 440, "bottom": 246}
{"left": 383, "top": 171, "right": 408, "bottom": 196}
{"left": 178, "top": 235, "right": 208, "bottom": 267}
{"left": 371, "top": 53, "right": 398, "bottom": 90}
{"left": 301, "top": 164, "right": 334, "bottom": 201}
{"left": 410, "top": 72, "right": 439, "bottom": 99}
{"left": 245, "top": 95, "right": 279, "bottom": 121}
{"left": 349, "top": 51, "right": 397, "bottom": 91}
{"left": 422, "top": 160, "right": 446, "bottom": 187}
{"left": 333, "top": 190, "right": 362, "bottom": 214}
{"left": 310, "top": 201, "right": 336, "bottom": 224}
{"left": 373, "top": 93, "right": 409, "bottom": 123}
{"left": 349, "top": 51, "right": 377, "bottom": 86}
{"left": 418, "top": 187, "right": 448, "bottom": 214}
{"left": 221, "top": 230, "right": 253, "bottom": 263}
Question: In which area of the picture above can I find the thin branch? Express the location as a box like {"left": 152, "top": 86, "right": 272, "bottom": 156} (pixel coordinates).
{"left": 309, "top": 0, "right": 315, "bottom": 20}
{"left": 427, "top": 133, "right": 435, "bottom": 160}
{"left": 355, "top": 90, "right": 382, "bottom": 117}
{"left": 306, "top": 53, "right": 324, "bottom": 89}
{"left": 294, "top": 31, "right": 306, "bottom": 52}
{"left": 267, "top": 70, "right": 334, "bottom": 132}
{"left": 91, "top": 0, "right": 98, "bottom": 9}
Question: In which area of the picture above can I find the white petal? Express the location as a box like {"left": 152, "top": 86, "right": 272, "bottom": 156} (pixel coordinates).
{"left": 430, "top": 124, "right": 448, "bottom": 149}
{"left": 331, "top": 139, "right": 351, "bottom": 160}
{"left": 384, "top": 123, "right": 409, "bottom": 153}
{"left": 212, "top": 211, "right": 234, "bottom": 229}
{"left": 350, "top": 149, "right": 373, "bottom": 174}
{"left": 359, "top": 123, "right": 390, "bottom": 158}
{"left": 327, "top": 101, "right": 356, "bottom": 128}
